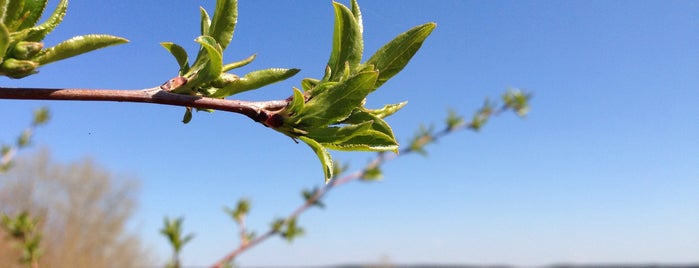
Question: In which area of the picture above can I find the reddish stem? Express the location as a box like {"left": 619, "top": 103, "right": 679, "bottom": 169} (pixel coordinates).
{"left": 0, "top": 87, "right": 289, "bottom": 124}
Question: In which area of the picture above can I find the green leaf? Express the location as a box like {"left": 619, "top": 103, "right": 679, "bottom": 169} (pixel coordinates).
{"left": 31, "top": 107, "right": 49, "bottom": 126}
{"left": 182, "top": 107, "right": 193, "bottom": 124}
{"left": 222, "top": 53, "right": 255, "bottom": 72}
{"left": 365, "top": 22, "right": 435, "bottom": 88}
{"left": 0, "top": 24, "right": 9, "bottom": 63}
{"left": 294, "top": 71, "right": 378, "bottom": 127}
{"left": 17, "top": 0, "right": 47, "bottom": 31}
{"left": 34, "top": 34, "right": 128, "bottom": 65}
{"left": 326, "top": 1, "right": 363, "bottom": 81}
{"left": 187, "top": 35, "right": 223, "bottom": 86}
{"left": 445, "top": 109, "right": 464, "bottom": 130}
{"left": 300, "top": 78, "right": 319, "bottom": 92}
{"left": 364, "top": 101, "right": 407, "bottom": 119}
{"left": 298, "top": 136, "right": 334, "bottom": 183}
{"left": 302, "top": 188, "right": 325, "bottom": 208}
{"left": 160, "top": 42, "right": 190, "bottom": 75}
{"left": 304, "top": 120, "right": 399, "bottom": 152}
{"left": 322, "top": 129, "right": 398, "bottom": 152}
{"left": 287, "top": 87, "right": 305, "bottom": 115}
{"left": 3, "top": 0, "right": 24, "bottom": 31}
{"left": 341, "top": 109, "right": 396, "bottom": 140}
{"left": 208, "top": 68, "right": 300, "bottom": 98}
{"left": 362, "top": 165, "right": 383, "bottom": 181}
{"left": 350, "top": 0, "right": 363, "bottom": 34}
{"left": 305, "top": 121, "right": 373, "bottom": 144}
{"left": 209, "top": 0, "right": 237, "bottom": 50}
{"left": 502, "top": 88, "right": 531, "bottom": 117}
{"left": 0, "top": 0, "right": 7, "bottom": 24}
{"left": 199, "top": 7, "right": 211, "bottom": 36}
{"left": 23, "top": 0, "right": 67, "bottom": 42}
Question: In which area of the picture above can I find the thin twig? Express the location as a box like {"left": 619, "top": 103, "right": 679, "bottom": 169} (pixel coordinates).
{"left": 211, "top": 105, "right": 522, "bottom": 267}
{"left": 212, "top": 126, "right": 461, "bottom": 267}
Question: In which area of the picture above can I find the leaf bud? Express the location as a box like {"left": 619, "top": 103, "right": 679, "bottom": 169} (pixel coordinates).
{"left": 0, "top": 59, "right": 39, "bottom": 79}
{"left": 159, "top": 76, "right": 188, "bottom": 92}
{"left": 11, "top": 42, "right": 44, "bottom": 60}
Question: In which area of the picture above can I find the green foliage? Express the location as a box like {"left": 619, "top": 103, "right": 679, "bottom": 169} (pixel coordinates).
{"left": 1, "top": 211, "right": 43, "bottom": 266}
{"left": 224, "top": 199, "right": 250, "bottom": 223}
{"left": 263, "top": 1, "right": 435, "bottom": 183}
{"left": 361, "top": 165, "right": 383, "bottom": 181}
{"left": 409, "top": 124, "right": 435, "bottom": 156}
{"left": 271, "top": 217, "right": 304, "bottom": 243}
{"left": 0, "top": 0, "right": 127, "bottom": 78}
{"left": 159, "top": 0, "right": 299, "bottom": 122}
{"left": 302, "top": 187, "right": 325, "bottom": 208}
{"left": 502, "top": 88, "right": 532, "bottom": 116}
{"left": 158, "top": 0, "right": 434, "bottom": 182}
{"left": 1, "top": 107, "right": 49, "bottom": 173}
{"left": 156, "top": 0, "right": 435, "bottom": 182}
{"left": 160, "top": 217, "right": 194, "bottom": 268}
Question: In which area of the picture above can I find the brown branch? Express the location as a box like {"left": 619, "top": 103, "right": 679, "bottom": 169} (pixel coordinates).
{"left": 0, "top": 86, "right": 289, "bottom": 124}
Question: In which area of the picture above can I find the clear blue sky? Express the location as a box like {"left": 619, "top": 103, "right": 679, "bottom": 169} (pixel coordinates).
{"left": 2, "top": 0, "right": 698, "bottom": 266}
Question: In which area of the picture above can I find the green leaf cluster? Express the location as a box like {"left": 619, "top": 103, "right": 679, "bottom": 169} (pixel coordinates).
{"left": 267, "top": 0, "right": 435, "bottom": 182}
{"left": 1, "top": 211, "right": 43, "bottom": 264}
{"left": 160, "top": 216, "right": 194, "bottom": 268}
{"left": 1, "top": 107, "right": 49, "bottom": 173}
{"left": 159, "top": 0, "right": 299, "bottom": 123}
{"left": 224, "top": 198, "right": 250, "bottom": 224}
{"left": 0, "top": 0, "right": 127, "bottom": 78}
{"left": 271, "top": 217, "right": 304, "bottom": 243}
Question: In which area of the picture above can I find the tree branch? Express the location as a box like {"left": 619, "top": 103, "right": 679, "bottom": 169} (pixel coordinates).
{"left": 0, "top": 86, "right": 290, "bottom": 124}
{"left": 209, "top": 100, "right": 532, "bottom": 267}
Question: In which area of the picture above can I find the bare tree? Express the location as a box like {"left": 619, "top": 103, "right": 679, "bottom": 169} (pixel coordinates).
{"left": 0, "top": 149, "right": 150, "bottom": 268}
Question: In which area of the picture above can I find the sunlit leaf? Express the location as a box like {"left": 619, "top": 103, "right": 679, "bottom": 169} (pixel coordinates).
{"left": 326, "top": 1, "right": 363, "bottom": 81}
{"left": 160, "top": 42, "right": 190, "bottom": 75}
{"left": 287, "top": 87, "right": 305, "bottom": 115}
{"left": 208, "top": 68, "right": 300, "bottom": 98}
{"left": 294, "top": 71, "right": 377, "bottom": 127}
{"left": 350, "top": 0, "right": 363, "bottom": 34}
{"left": 365, "top": 22, "right": 435, "bottom": 88}
{"left": 305, "top": 121, "right": 373, "bottom": 144}
{"left": 23, "top": 0, "right": 67, "bottom": 42}
{"left": 222, "top": 53, "right": 255, "bottom": 72}
{"left": 0, "top": 24, "right": 8, "bottom": 63}
{"left": 298, "top": 136, "right": 334, "bottom": 183}
{"left": 17, "top": 0, "right": 47, "bottom": 31}
{"left": 34, "top": 34, "right": 128, "bottom": 65}
{"left": 341, "top": 109, "right": 396, "bottom": 139}
{"left": 209, "top": 0, "right": 237, "bottom": 50}
{"left": 323, "top": 130, "right": 398, "bottom": 152}
{"left": 3, "top": 0, "right": 24, "bottom": 31}
{"left": 364, "top": 101, "right": 407, "bottom": 119}
{"left": 187, "top": 35, "right": 223, "bottom": 85}
{"left": 300, "top": 78, "right": 319, "bottom": 92}
{"left": 199, "top": 7, "right": 211, "bottom": 36}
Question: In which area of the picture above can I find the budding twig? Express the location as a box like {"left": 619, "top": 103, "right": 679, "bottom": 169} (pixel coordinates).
{"left": 210, "top": 101, "right": 529, "bottom": 267}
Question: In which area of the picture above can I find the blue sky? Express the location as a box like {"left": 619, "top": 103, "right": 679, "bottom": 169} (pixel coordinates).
{"left": 2, "top": 0, "right": 698, "bottom": 266}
